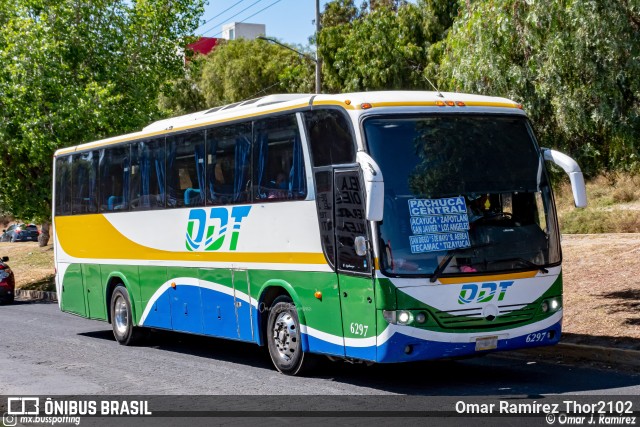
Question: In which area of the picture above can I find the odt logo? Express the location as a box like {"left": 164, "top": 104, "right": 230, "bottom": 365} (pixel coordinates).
{"left": 185, "top": 206, "right": 251, "bottom": 252}
{"left": 458, "top": 281, "right": 514, "bottom": 304}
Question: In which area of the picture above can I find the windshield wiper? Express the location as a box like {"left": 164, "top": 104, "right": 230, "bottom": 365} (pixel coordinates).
{"left": 429, "top": 243, "right": 492, "bottom": 283}
{"left": 489, "top": 257, "right": 549, "bottom": 274}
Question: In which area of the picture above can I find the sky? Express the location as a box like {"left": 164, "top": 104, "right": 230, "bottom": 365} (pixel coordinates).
{"left": 196, "top": 0, "right": 361, "bottom": 46}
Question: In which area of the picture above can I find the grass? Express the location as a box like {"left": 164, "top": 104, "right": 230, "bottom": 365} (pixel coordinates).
{"left": 0, "top": 241, "right": 55, "bottom": 291}
{"left": 555, "top": 173, "right": 640, "bottom": 234}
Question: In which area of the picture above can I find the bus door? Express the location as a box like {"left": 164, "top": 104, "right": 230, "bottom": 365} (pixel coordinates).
{"left": 333, "top": 168, "right": 377, "bottom": 361}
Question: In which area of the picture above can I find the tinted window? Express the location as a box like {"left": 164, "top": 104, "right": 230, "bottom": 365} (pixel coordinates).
{"left": 99, "top": 144, "right": 131, "bottom": 212}
{"left": 72, "top": 151, "right": 99, "bottom": 214}
{"left": 55, "top": 156, "right": 72, "bottom": 216}
{"left": 314, "top": 170, "right": 335, "bottom": 268}
{"left": 167, "top": 131, "right": 206, "bottom": 208}
{"left": 334, "top": 169, "right": 370, "bottom": 274}
{"left": 303, "top": 109, "right": 356, "bottom": 166}
{"left": 206, "top": 123, "right": 252, "bottom": 204}
{"left": 131, "top": 138, "right": 165, "bottom": 210}
{"left": 254, "top": 115, "right": 307, "bottom": 202}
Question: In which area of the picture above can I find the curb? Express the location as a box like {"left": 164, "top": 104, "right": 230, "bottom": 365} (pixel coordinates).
{"left": 505, "top": 343, "right": 640, "bottom": 369}
{"left": 15, "top": 289, "right": 57, "bottom": 302}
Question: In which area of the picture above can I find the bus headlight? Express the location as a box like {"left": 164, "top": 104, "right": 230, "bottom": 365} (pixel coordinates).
{"left": 540, "top": 298, "right": 561, "bottom": 314}
{"left": 415, "top": 312, "right": 427, "bottom": 324}
{"left": 383, "top": 310, "right": 428, "bottom": 325}
{"left": 397, "top": 311, "right": 412, "bottom": 325}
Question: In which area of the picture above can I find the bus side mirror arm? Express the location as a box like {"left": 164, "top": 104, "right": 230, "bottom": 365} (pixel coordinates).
{"left": 357, "top": 152, "right": 384, "bottom": 221}
{"left": 542, "top": 148, "right": 587, "bottom": 208}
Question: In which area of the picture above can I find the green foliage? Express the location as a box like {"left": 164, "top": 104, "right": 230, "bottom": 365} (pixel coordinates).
{"left": 318, "top": 0, "right": 456, "bottom": 93}
{"left": 0, "top": 0, "right": 204, "bottom": 221}
{"left": 198, "top": 39, "right": 315, "bottom": 106}
{"left": 440, "top": 0, "right": 640, "bottom": 176}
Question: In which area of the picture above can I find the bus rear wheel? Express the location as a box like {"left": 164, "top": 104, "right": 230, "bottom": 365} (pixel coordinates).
{"left": 110, "top": 285, "right": 143, "bottom": 346}
{"left": 266, "top": 295, "right": 314, "bottom": 375}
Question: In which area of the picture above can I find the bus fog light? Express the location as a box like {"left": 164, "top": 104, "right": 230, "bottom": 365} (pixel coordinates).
{"left": 415, "top": 312, "right": 427, "bottom": 324}
{"left": 397, "top": 311, "right": 411, "bottom": 325}
{"left": 383, "top": 310, "right": 396, "bottom": 324}
{"left": 541, "top": 301, "right": 549, "bottom": 313}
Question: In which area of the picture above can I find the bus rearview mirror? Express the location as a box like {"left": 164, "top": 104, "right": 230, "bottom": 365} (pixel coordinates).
{"left": 542, "top": 148, "right": 587, "bottom": 208}
{"left": 357, "top": 152, "right": 384, "bottom": 221}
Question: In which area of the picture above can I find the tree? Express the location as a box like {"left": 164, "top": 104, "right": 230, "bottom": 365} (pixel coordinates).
{"left": 0, "top": 0, "right": 205, "bottom": 224}
{"left": 440, "top": 0, "right": 640, "bottom": 175}
{"left": 318, "top": 0, "right": 456, "bottom": 93}
{"left": 194, "top": 38, "right": 314, "bottom": 107}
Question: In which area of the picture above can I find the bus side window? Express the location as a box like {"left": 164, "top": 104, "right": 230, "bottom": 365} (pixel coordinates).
{"left": 71, "top": 151, "right": 99, "bottom": 215}
{"left": 303, "top": 109, "right": 356, "bottom": 167}
{"left": 55, "top": 156, "right": 73, "bottom": 216}
{"left": 99, "top": 144, "right": 131, "bottom": 212}
{"left": 253, "top": 114, "right": 306, "bottom": 201}
{"left": 206, "top": 122, "right": 252, "bottom": 205}
{"left": 166, "top": 131, "right": 206, "bottom": 208}
{"left": 130, "top": 138, "right": 165, "bottom": 211}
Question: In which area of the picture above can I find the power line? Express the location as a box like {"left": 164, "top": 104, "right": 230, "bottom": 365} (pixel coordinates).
{"left": 201, "top": 0, "right": 268, "bottom": 36}
{"left": 237, "top": 0, "right": 283, "bottom": 24}
{"left": 196, "top": 0, "right": 249, "bottom": 31}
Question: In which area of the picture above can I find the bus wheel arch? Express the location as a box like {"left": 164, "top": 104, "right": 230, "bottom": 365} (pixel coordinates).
{"left": 257, "top": 281, "right": 309, "bottom": 351}
{"left": 105, "top": 273, "right": 136, "bottom": 325}
{"left": 109, "top": 284, "right": 145, "bottom": 346}
{"left": 264, "top": 293, "right": 317, "bottom": 375}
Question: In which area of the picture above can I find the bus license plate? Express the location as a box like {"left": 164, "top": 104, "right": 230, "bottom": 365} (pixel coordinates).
{"left": 475, "top": 336, "right": 498, "bottom": 351}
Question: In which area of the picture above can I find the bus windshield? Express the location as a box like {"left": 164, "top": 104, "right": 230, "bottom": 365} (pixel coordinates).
{"left": 364, "top": 114, "right": 561, "bottom": 277}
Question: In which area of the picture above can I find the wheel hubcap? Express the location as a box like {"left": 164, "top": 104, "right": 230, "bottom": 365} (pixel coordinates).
{"left": 114, "top": 296, "right": 129, "bottom": 335}
{"left": 272, "top": 311, "right": 298, "bottom": 362}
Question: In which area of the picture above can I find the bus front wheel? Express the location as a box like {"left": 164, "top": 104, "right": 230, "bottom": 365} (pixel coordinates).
{"left": 110, "top": 285, "right": 143, "bottom": 346}
{"left": 266, "top": 295, "right": 314, "bottom": 375}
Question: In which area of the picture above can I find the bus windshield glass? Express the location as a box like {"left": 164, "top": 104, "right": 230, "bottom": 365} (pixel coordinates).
{"left": 364, "top": 114, "right": 561, "bottom": 277}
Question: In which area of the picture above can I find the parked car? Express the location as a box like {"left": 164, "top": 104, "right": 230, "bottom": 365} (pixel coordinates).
{"left": 1, "top": 223, "right": 39, "bottom": 242}
{"left": 0, "top": 256, "right": 14, "bottom": 304}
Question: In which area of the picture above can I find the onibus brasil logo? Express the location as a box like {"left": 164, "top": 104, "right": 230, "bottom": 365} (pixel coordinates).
{"left": 185, "top": 206, "right": 251, "bottom": 251}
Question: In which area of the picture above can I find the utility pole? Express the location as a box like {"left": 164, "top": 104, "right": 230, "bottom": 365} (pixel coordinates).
{"left": 315, "top": 0, "right": 321, "bottom": 94}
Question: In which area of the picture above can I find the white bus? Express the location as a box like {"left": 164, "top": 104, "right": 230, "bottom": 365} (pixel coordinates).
{"left": 53, "top": 91, "right": 586, "bottom": 375}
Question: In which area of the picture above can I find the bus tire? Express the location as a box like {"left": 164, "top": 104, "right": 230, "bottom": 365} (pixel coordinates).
{"left": 266, "top": 295, "right": 314, "bottom": 376}
{"left": 110, "top": 285, "right": 143, "bottom": 346}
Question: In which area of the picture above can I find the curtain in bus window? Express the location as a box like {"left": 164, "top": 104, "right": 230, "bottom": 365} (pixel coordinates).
{"left": 89, "top": 154, "right": 97, "bottom": 211}
{"left": 121, "top": 156, "right": 130, "bottom": 210}
{"left": 289, "top": 134, "right": 306, "bottom": 199}
{"left": 139, "top": 143, "right": 150, "bottom": 208}
{"left": 166, "top": 141, "right": 177, "bottom": 207}
{"left": 206, "top": 136, "right": 218, "bottom": 202}
{"left": 256, "top": 132, "right": 269, "bottom": 199}
{"left": 234, "top": 135, "right": 250, "bottom": 202}
{"left": 155, "top": 144, "right": 165, "bottom": 206}
{"left": 194, "top": 143, "right": 205, "bottom": 205}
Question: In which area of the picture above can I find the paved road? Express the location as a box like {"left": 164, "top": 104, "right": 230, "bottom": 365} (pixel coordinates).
{"left": 2, "top": 300, "right": 640, "bottom": 396}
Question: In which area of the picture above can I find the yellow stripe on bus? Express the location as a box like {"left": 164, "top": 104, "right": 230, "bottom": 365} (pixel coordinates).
{"left": 363, "top": 101, "right": 520, "bottom": 109}
{"left": 438, "top": 271, "right": 538, "bottom": 284}
{"left": 55, "top": 215, "right": 328, "bottom": 265}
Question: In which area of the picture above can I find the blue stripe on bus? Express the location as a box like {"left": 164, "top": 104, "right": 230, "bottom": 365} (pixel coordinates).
{"left": 374, "top": 320, "right": 562, "bottom": 363}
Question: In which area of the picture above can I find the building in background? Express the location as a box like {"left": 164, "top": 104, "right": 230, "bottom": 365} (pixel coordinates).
{"left": 221, "top": 22, "right": 266, "bottom": 40}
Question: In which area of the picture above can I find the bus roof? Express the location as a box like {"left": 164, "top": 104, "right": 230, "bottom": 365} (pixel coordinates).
{"left": 54, "top": 91, "right": 523, "bottom": 156}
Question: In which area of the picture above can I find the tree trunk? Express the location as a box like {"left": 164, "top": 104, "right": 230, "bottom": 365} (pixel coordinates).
{"left": 38, "top": 221, "right": 50, "bottom": 247}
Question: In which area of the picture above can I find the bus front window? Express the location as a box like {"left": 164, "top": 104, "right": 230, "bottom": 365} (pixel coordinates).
{"left": 364, "top": 114, "right": 561, "bottom": 277}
